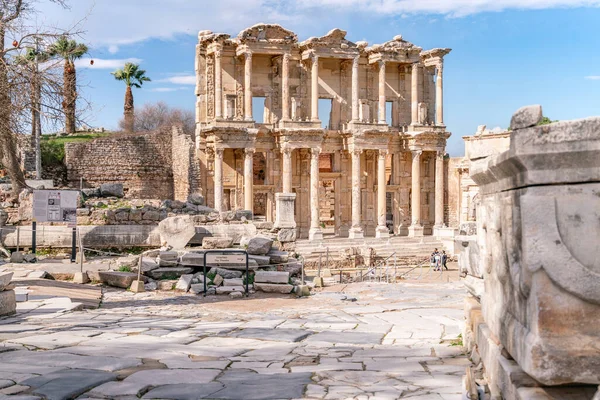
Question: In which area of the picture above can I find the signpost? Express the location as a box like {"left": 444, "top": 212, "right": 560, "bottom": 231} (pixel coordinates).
{"left": 32, "top": 190, "right": 80, "bottom": 262}
{"left": 203, "top": 250, "right": 249, "bottom": 297}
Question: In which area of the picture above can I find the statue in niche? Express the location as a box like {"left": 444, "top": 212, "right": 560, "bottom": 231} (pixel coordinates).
{"left": 418, "top": 102, "right": 428, "bottom": 125}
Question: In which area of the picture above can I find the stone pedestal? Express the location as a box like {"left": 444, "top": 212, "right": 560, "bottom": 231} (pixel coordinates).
{"left": 408, "top": 225, "right": 424, "bottom": 237}
{"left": 274, "top": 193, "right": 296, "bottom": 229}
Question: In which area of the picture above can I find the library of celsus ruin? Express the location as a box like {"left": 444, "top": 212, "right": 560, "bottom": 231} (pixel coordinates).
{"left": 195, "top": 24, "right": 451, "bottom": 240}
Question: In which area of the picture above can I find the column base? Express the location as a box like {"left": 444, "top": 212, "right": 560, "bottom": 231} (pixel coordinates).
{"left": 348, "top": 227, "right": 364, "bottom": 239}
{"left": 309, "top": 228, "right": 324, "bottom": 241}
{"left": 408, "top": 224, "right": 424, "bottom": 237}
{"left": 375, "top": 226, "right": 390, "bottom": 238}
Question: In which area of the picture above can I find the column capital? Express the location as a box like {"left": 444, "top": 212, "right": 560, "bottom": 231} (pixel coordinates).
{"left": 282, "top": 52, "right": 291, "bottom": 62}
{"left": 215, "top": 148, "right": 224, "bottom": 157}
{"left": 436, "top": 149, "right": 445, "bottom": 158}
{"left": 351, "top": 148, "right": 363, "bottom": 157}
{"left": 311, "top": 147, "right": 321, "bottom": 159}
{"left": 378, "top": 59, "right": 386, "bottom": 69}
{"left": 379, "top": 149, "right": 389, "bottom": 158}
{"left": 282, "top": 147, "right": 293, "bottom": 156}
{"left": 411, "top": 62, "right": 420, "bottom": 72}
{"left": 244, "top": 51, "right": 253, "bottom": 61}
{"left": 436, "top": 61, "right": 443, "bottom": 74}
{"left": 245, "top": 147, "right": 256, "bottom": 156}
{"left": 411, "top": 149, "right": 422, "bottom": 158}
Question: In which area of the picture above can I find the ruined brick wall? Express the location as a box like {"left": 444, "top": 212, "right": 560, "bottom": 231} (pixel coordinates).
{"left": 172, "top": 125, "right": 201, "bottom": 202}
{"left": 65, "top": 130, "right": 174, "bottom": 199}
{"left": 446, "top": 157, "right": 462, "bottom": 228}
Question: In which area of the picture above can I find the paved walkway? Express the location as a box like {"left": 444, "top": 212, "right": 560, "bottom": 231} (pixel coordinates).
{"left": 0, "top": 281, "right": 469, "bottom": 400}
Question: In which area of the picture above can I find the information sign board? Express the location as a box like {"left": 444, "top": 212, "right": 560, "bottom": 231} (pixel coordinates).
{"left": 205, "top": 253, "right": 246, "bottom": 264}
{"left": 32, "top": 190, "right": 79, "bottom": 225}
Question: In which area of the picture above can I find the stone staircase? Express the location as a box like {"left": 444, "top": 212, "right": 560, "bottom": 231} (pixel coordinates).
{"left": 295, "top": 236, "right": 446, "bottom": 262}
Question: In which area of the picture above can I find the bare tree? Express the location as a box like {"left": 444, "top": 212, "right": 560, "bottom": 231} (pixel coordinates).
{"left": 122, "top": 101, "right": 195, "bottom": 135}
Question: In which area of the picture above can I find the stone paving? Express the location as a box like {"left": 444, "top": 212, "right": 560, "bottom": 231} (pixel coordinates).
{"left": 0, "top": 281, "right": 469, "bottom": 399}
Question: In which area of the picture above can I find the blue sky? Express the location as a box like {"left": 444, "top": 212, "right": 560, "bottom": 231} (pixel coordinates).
{"left": 35, "top": 0, "right": 600, "bottom": 156}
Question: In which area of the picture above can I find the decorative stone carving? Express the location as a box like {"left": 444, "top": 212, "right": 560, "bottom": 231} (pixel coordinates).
{"left": 418, "top": 102, "right": 428, "bottom": 125}
{"left": 238, "top": 23, "right": 298, "bottom": 44}
{"left": 206, "top": 55, "right": 215, "bottom": 119}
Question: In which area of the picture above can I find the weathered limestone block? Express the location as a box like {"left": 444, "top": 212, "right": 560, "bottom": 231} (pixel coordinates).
{"left": 274, "top": 193, "right": 296, "bottom": 229}
{"left": 175, "top": 274, "right": 194, "bottom": 292}
{"left": 276, "top": 228, "right": 296, "bottom": 243}
{"left": 159, "top": 251, "right": 179, "bottom": 267}
{"left": 216, "top": 286, "right": 245, "bottom": 294}
{"left": 158, "top": 215, "right": 196, "bottom": 249}
{"left": 255, "top": 271, "right": 289, "bottom": 284}
{"left": 180, "top": 252, "right": 205, "bottom": 266}
{"left": 212, "top": 274, "right": 224, "bottom": 287}
{"left": 100, "top": 183, "right": 124, "bottom": 198}
{"left": 148, "top": 267, "right": 193, "bottom": 280}
{"left": 0, "top": 290, "right": 16, "bottom": 316}
{"left": 254, "top": 283, "right": 294, "bottom": 294}
{"left": 456, "top": 234, "right": 481, "bottom": 278}
{"left": 246, "top": 236, "right": 274, "bottom": 255}
{"left": 202, "top": 237, "right": 233, "bottom": 249}
{"left": 224, "top": 278, "right": 243, "bottom": 286}
{"left": 470, "top": 114, "right": 600, "bottom": 386}
{"left": 208, "top": 267, "right": 242, "bottom": 279}
{"left": 98, "top": 271, "right": 146, "bottom": 289}
{"left": 248, "top": 255, "right": 270, "bottom": 266}
{"left": 187, "top": 193, "right": 205, "bottom": 206}
{"left": 509, "top": 104, "right": 543, "bottom": 130}
{"left": 0, "top": 272, "right": 13, "bottom": 290}
{"left": 268, "top": 250, "right": 289, "bottom": 264}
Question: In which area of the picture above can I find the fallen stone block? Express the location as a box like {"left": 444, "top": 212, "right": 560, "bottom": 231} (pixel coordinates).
{"left": 215, "top": 259, "right": 259, "bottom": 271}
{"left": 249, "top": 255, "right": 271, "bottom": 266}
{"left": 187, "top": 193, "right": 205, "bottom": 206}
{"left": 27, "top": 270, "right": 48, "bottom": 279}
{"left": 140, "top": 259, "right": 160, "bottom": 273}
{"left": 255, "top": 271, "right": 289, "bottom": 284}
{"left": 202, "top": 237, "right": 233, "bottom": 249}
{"left": 224, "top": 278, "right": 243, "bottom": 287}
{"left": 145, "top": 281, "right": 158, "bottom": 291}
{"left": 283, "top": 262, "right": 302, "bottom": 276}
{"left": 295, "top": 285, "right": 310, "bottom": 297}
{"left": 175, "top": 274, "right": 194, "bottom": 292}
{"left": 268, "top": 250, "right": 289, "bottom": 264}
{"left": 277, "top": 228, "right": 296, "bottom": 243}
{"left": 216, "top": 286, "right": 245, "bottom": 294}
{"left": 0, "top": 272, "right": 14, "bottom": 290}
{"left": 254, "top": 283, "right": 294, "bottom": 294}
{"left": 9, "top": 251, "right": 24, "bottom": 263}
{"left": 230, "top": 291, "right": 244, "bottom": 299}
{"left": 148, "top": 267, "right": 193, "bottom": 280}
{"left": 0, "top": 290, "right": 16, "bottom": 316}
{"left": 158, "top": 280, "right": 177, "bottom": 291}
{"left": 247, "top": 236, "right": 274, "bottom": 255}
{"left": 158, "top": 215, "right": 196, "bottom": 249}
{"left": 213, "top": 274, "right": 224, "bottom": 287}
{"left": 180, "top": 252, "right": 205, "bottom": 267}
{"left": 98, "top": 271, "right": 145, "bottom": 289}
{"left": 510, "top": 104, "right": 543, "bottom": 130}
{"left": 100, "top": 183, "right": 124, "bottom": 198}
{"left": 208, "top": 267, "right": 241, "bottom": 279}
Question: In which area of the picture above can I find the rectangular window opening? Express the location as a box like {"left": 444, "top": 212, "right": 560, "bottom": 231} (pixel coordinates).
{"left": 318, "top": 98, "right": 333, "bottom": 129}
{"left": 386, "top": 101, "right": 393, "bottom": 126}
{"left": 252, "top": 97, "right": 266, "bottom": 123}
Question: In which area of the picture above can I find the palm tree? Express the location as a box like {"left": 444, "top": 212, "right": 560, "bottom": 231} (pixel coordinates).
{"left": 48, "top": 36, "right": 88, "bottom": 135}
{"left": 15, "top": 47, "right": 50, "bottom": 178}
{"left": 111, "top": 63, "right": 151, "bottom": 132}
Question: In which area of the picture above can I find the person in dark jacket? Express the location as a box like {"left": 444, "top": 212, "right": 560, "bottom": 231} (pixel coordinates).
{"left": 441, "top": 250, "right": 448, "bottom": 271}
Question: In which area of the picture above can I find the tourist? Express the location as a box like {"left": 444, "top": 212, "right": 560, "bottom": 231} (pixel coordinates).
{"left": 441, "top": 250, "right": 448, "bottom": 271}
{"left": 430, "top": 248, "right": 440, "bottom": 270}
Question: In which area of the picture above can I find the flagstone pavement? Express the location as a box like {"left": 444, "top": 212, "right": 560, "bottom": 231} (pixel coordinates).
{"left": 0, "top": 281, "right": 469, "bottom": 399}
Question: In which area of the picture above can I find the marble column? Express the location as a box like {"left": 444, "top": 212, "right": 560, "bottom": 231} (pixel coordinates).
{"left": 244, "top": 148, "right": 254, "bottom": 212}
{"left": 214, "top": 48, "right": 223, "bottom": 119}
{"left": 214, "top": 148, "right": 224, "bottom": 212}
{"left": 244, "top": 51, "right": 253, "bottom": 121}
{"left": 281, "top": 53, "right": 290, "bottom": 121}
{"left": 378, "top": 60, "right": 386, "bottom": 124}
{"left": 435, "top": 150, "right": 445, "bottom": 227}
{"left": 311, "top": 53, "right": 319, "bottom": 121}
{"left": 376, "top": 149, "right": 390, "bottom": 238}
{"left": 436, "top": 63, "right": 444, "bottom": 125}
{"left": 349, "top": 149, "right": 364, "bottom": 239}
{"left": 351, "top": 55, "right": 359, "bottom": 121}
{"left": 408, "top": 150, "right": 423, "bottom": 236}
{"left": 410, "top": 63, "right": 419, "bottom": 126}
{"left": 309, "top": 148, "right": 323, "bottom": 241}
{"left": 282, "top": 148, "right": 293, "bottom": 193}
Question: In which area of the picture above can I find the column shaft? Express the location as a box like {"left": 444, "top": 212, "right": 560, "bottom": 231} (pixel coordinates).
{"left": 282, "top": 53, "right": 290, "bottom": 121}
{"left": 349, "top": 149, "right": 364, "bottom": 239}
{"left": 244, "top": 52, "right": 253, "bottom": 121}
{"left": 244, "top": 149, "right": 254, "bottom": 211}
{"left": 436, "top": 63, "right": 443, "bottom": 125}
{"left": 214, "top": 49, "right": 223, "bottom": 119}
{"left": 378, "top": 61, "right": 386, "bottom": 124}
{"left": 282, "top": 148, "right": 292, "bottom": 193}
{"left": 435, "top": 150, "right": 445, "bottom": 227}
{"left": 309, "top": 148, "right": 323, "bottom": 241}
{"left": 411, "top": 63, "right": 419, "bottom": 125}
{"left": 352, "top": 56, "right": 359, "bottom": 121}
{"left": 311, "top": 54, "right": 319, "bottom": 121}
{"left": 376, "top": 150, "right": 389, "bottom": 238}
{"left": 411, "top": 150, "right": 421, "bottom": 226}
{"left": 214, "top": 148, "right": 224, "bottom": 212}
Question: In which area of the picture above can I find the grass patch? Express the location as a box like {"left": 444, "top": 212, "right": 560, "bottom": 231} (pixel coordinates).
{"left": 206, "top": 271, "right": 216, "bottom": 281}
{"left": 118, "top": 265, "right": 133, "bottom": 273}
{"left": 243, "top": 273, "right": 254, "bottom": 285}
{"left": 40, "top": 132, "right": 113, "bottom": 167}
{"left": 449, "top": 334, "right": 463, "bottom": 347}
{"left": 160, "top": 273, "right": 181, "bottom": 281}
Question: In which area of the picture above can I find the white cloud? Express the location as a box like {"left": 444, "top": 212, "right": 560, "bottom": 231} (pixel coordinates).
{"left": 34, "top": 0, "right": 600, "bottom": 48}
{"left": 156, "top": 75, "right": 196, "bottom": 85}
{"left": 585, "top": 75, "right": 600, "bottom": 80}
{"left": 74, "top": 57, "right": 143, "bottom": 70}
{"left": 108, "top": 45, "right": 119, "bottom": 54}
{"left": 149, "top": 87, "right": 179, "bottom": 92}
{"left": 489, "top": 126, "right": 505, "bottom": 133}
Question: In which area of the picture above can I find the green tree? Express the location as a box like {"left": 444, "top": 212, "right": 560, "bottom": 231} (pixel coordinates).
{"left": 537, "top": 116, "right": 557, "bottom": 126}
{"left": 111, "top": 63, "right": 151, "bottom": 132}
{"left": 48, "top": 36, "right": 88, "bottom": 135}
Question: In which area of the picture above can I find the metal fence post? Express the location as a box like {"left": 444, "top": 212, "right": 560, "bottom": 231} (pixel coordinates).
{"left": 70, "top": 227, "right": 76, "bottom": 263}
{"left": 32, "top": 221, "right": 37, "bottom": 255}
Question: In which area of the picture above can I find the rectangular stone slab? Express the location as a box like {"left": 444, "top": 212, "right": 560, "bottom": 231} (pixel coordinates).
{"left": 98, "top": 272, "right": 146, "bottom": 289}
{"left": 0, "top": 290, "right": 16, "bottom": 317}
{"left": 255, "top": 271, "right": 289, "bottom": 284}
{"left": 254, "top": 283, "right": 293, "bottom": 294}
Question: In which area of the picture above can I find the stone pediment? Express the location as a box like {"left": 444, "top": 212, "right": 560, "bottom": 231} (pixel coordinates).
{"left": 237, "top": 23, "right": 298, "bottom": 44}
{"left": 198, "top": 31, "right": 231, "bottom": 46}
{"left": 299, "top": 28, "right": 359, "bottom": 51}
{"left": 366, "top": 35, "right": 422, "bottom": 55}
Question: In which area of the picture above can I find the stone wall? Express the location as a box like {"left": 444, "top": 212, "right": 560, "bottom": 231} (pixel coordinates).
{"left": 65, "top": 130, "right": 175, "bottom": 199}
{"left": 463, "top": 106, "right": 600, "bottom": 399}
{"left": 172, "top": 126, "right": 201, "bottom": 202}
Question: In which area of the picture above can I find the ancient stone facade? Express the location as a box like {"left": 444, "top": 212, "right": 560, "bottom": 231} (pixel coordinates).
{"left": 462, "top": 106, "right": 600, "bottom": 399}
{"left": 195, "top": 24, "right": 451, "bottom": 239}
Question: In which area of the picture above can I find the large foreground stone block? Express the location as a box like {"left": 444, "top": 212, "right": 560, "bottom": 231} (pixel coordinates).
{"left": 158, "top": 215, "right": 196, "bottom": 249}
{"left": 470, "top": 114, "right": 600, "bottom": 386}
{"left": 0, "top": 290, "right": 16, "bottom": 316}
{"left": 246, "top": 236, "right": 273, "bottom": 255}
{"left": 98, "top": 271, "right": 146, "bottom": 289}
{"left": 254, "top": 283, "right": 293, "bottom": 294}
{"left": 0, "top": 271, "right": 13, "bottom": 290}
{"left": 255, "top": 271, "right": 289, "bottom": 284}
